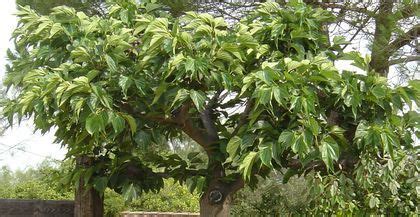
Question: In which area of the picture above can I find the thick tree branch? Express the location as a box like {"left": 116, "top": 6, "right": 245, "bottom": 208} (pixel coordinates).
{"left": 227, "top": 176, "right": 244, "bottom": 194}
{"left": 173, "top": 104, "right": 216, "bottom": 156}
{"left": 389, "top": 55, "right": 420, "bottom": 65}
{"left": 199, "top": 91, "right": 221, "bottom": 144}
{"left": 387, "top": 24, "right": 420, "bottom": 54}
{"left": 231, "top": 100, "right": 253, "bottom": 138}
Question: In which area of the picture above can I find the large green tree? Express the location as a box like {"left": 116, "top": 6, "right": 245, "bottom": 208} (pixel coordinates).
{"left": 2, "top": 0, "right": 419, "bottom": 216}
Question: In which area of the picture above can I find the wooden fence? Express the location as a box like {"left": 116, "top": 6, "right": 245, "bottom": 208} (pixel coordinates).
{"left": 0, "top": 199, "right": 74, "bottom": 217}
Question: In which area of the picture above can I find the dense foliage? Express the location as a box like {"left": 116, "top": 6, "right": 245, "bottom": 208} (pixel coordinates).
{"left": 0, "top": 160, "right": 73, "bottom": 200}
{"left": 232, "top": 152, "right": 419, "bottom": 215}
{"left": 2, "top": 0, "right": 419, "bottom": 215}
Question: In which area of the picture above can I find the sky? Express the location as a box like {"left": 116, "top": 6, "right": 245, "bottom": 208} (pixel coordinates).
{"left": 0, "top": 0, "right": 66, "bottom": 171}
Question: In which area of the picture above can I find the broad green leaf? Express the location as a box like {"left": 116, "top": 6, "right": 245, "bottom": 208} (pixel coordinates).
{"left": 368, "top": 195, "right": 380, "bottom": 208}
{"left": 171, "top": 89, "right": 189, "bottom": 109}
{"left": 110, "top": 113, "right": 125, "bottom": 134}
{"left": 118, "top": 75, "right": 133, "bottom": 96}
{"left": 291, "top": 134, "right": 309, "bottom": 158}
{"left": 332, "top": 36, "right": 348, "bottom": 46}
{"left": 272, "top": 86, "right": 288, "bottom": 106}
{"left": 240, "top": 151, "right": 258, "bottom": 181}
{"left": 319, "top": 136, "right": 339, "bottom": 171}
{"left": 371, "top": 85, "right": 386, "bottom": 99}
{"left": 190, "top": 90, "right": 206, "bottom": 112}
{"left": 105, "top": 54, "right": 117, "bottom": 73}
{"left": 381, "top": 132, "right": 395, "bottom": 159}
{"left": 259, "top": 143, "right": 273, "bottom": 167}
{"left": 148, "top": 34, "right": 165, "bottom": 52}
{"left": 278, "top": 131, "right": 295, "bottom": 146}
{"left": 255, "top": 70, "right": 274, "bottom": 84}
{"left": 49, "top": 23, "right": 62, "bottom": 38}
{"left": 71, "top": 47, "right": 90, "bottom": 62}
{"left": 85, "top": 112, "right": 107, "bottom": 135}
{"left": 227, "top": 136, "right": 241, "bottom": 161}
{"left": 120, "top": 113, "right": 137, "bottom": 135}
{"left": 255, "top": 87, "right": 272, "bottom": 105}
{"left": 122, "top": 183, "right": 138, "bottom": 202}
{"left": 152, "top": 82, "right": 168, "bottom": 105}
{"left": 92, "top": 177, "right": 108, "bottom": 193}
{"left": 308, "top": 117, "right": 320, "bottom": 136}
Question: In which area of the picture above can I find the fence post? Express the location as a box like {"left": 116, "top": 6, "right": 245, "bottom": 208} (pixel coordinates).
{"left": 74, "top": 156, "right": 104, "bottom": 217}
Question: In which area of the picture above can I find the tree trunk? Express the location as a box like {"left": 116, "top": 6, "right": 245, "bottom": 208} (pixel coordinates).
{"left": 370, "top": 0, "right": 394, "bottom": 76}
{"left": 199, "top": 187, "right": 233, "bottom": 217}
{"left": 199, "top": 174, "right": 244, "bottom": 217}
{"left": 74, "top": 156, "right": 104, "bottom": 217}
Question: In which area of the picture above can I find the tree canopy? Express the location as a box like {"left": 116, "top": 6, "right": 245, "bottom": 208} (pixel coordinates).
{"left": 2, "top": 0, "right": 419, "bottom": 215}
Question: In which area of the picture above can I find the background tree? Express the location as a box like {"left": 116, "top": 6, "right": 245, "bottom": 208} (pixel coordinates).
{"left": 16, "top": 0, "right": 105, "bottom": 16}
{"left": 2, "top": 1, "right": 419, "bottom": 216}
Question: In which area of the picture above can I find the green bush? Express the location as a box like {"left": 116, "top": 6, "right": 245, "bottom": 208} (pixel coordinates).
{"left": 128, "top": 180, "right": 199, "bottom": 213}
{"left": 231, "top": 175, "right": 309, "bottom": 216}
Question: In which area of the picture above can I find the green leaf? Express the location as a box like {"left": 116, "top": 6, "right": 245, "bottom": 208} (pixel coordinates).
{"left": 308, "top": 117, "right": 320, "bottom": 136}
{"left": 319, "top": 136, "right": 339, "bottom": 171}
{"left": 255, "top": 70, "right": 274, "bottom": 84}
{"left": 49, "top": 23, "right": 62, "bottom": 38}
{"left": 371, "top": 85, "right": 386, "bottom": 99}
{"left": 92, "top": 177, "right": 108, "bottom": 193}
{"left": 171, "top": 89, "right": 190, "bottom": 109}
{"left": 110, "top": 113, "right": 125, "bottom": 134}
{"left": 71, "top": 47, "right": 90, "bottom": 62}
{"left": 227, "top": 136, "right": 241, "bottom": 161}
{"left": 148, "top": 34, "right": 165, "bottom": 52}
{"left": 291, "top": 134, "right": 309, "bottom": 158}
{"left": 122, "top": 183, "right": 138, "bottom": 202}
{"left": 85, "top": 112, "right": 107, "bottom": 135}
{"left": 368, "top": 195, "right": 379, "bottom": 208}
{"left": 190, "top": 90, "right": 206, "bottom": 112}
{"left": 240, "top": 151, "right": 258, "bottom": 181}
{"left": 134, "top": 131, "right": 152, "bottom": 148}
{"left": 278, "top": 131, "right": 295, "bottom": 146}
{"left": 272, "top": 86, "right": 288, "bottom": 106}
{"left": 381, "top": 132, "right": 395, "bottom": 159}
{"left": 195, "top": 177, "right": 206, "bottom": 194}
{"left": 105, "top": 54, "right": 117, "bottom": 73}
{"left": 259, "top": 143, "right": 273, "bottom": 167}
{"left": 332, "top": 36, "right": 348, "bottom": 46}
{"left": 120, "top": 113, "right": 137, "bottom": 136}
{"left": 118, "top": 76, "right": 133, "bottom": 96}
{"left": 255, "top": 87, "right": 272, "bottom": 105}
{"left": 152, "top": 82, "right": 168, "bottom": 105}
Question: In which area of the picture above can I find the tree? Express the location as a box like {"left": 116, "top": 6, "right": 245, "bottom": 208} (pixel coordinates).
{"left": 16, "top": 0, "right": 105, "bottom": 16}
{"left": 2, "top": 1, "right": 419, "bottom": 216}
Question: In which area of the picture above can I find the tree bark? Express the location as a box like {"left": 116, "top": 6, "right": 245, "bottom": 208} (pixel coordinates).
{"left": 199, "top": 179, "right": 242, "bottom": 217}
{"left": 199, "top": 163, "right": 244, "bottom": 217}
{"left": 369, "top": 0, "right": 394, "bottom": 76}
{"left": 74, "top": 156, "right": 104, "bottom": 217}
{"left": 200, "top": 192, "right": 232, "bottom": 217}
